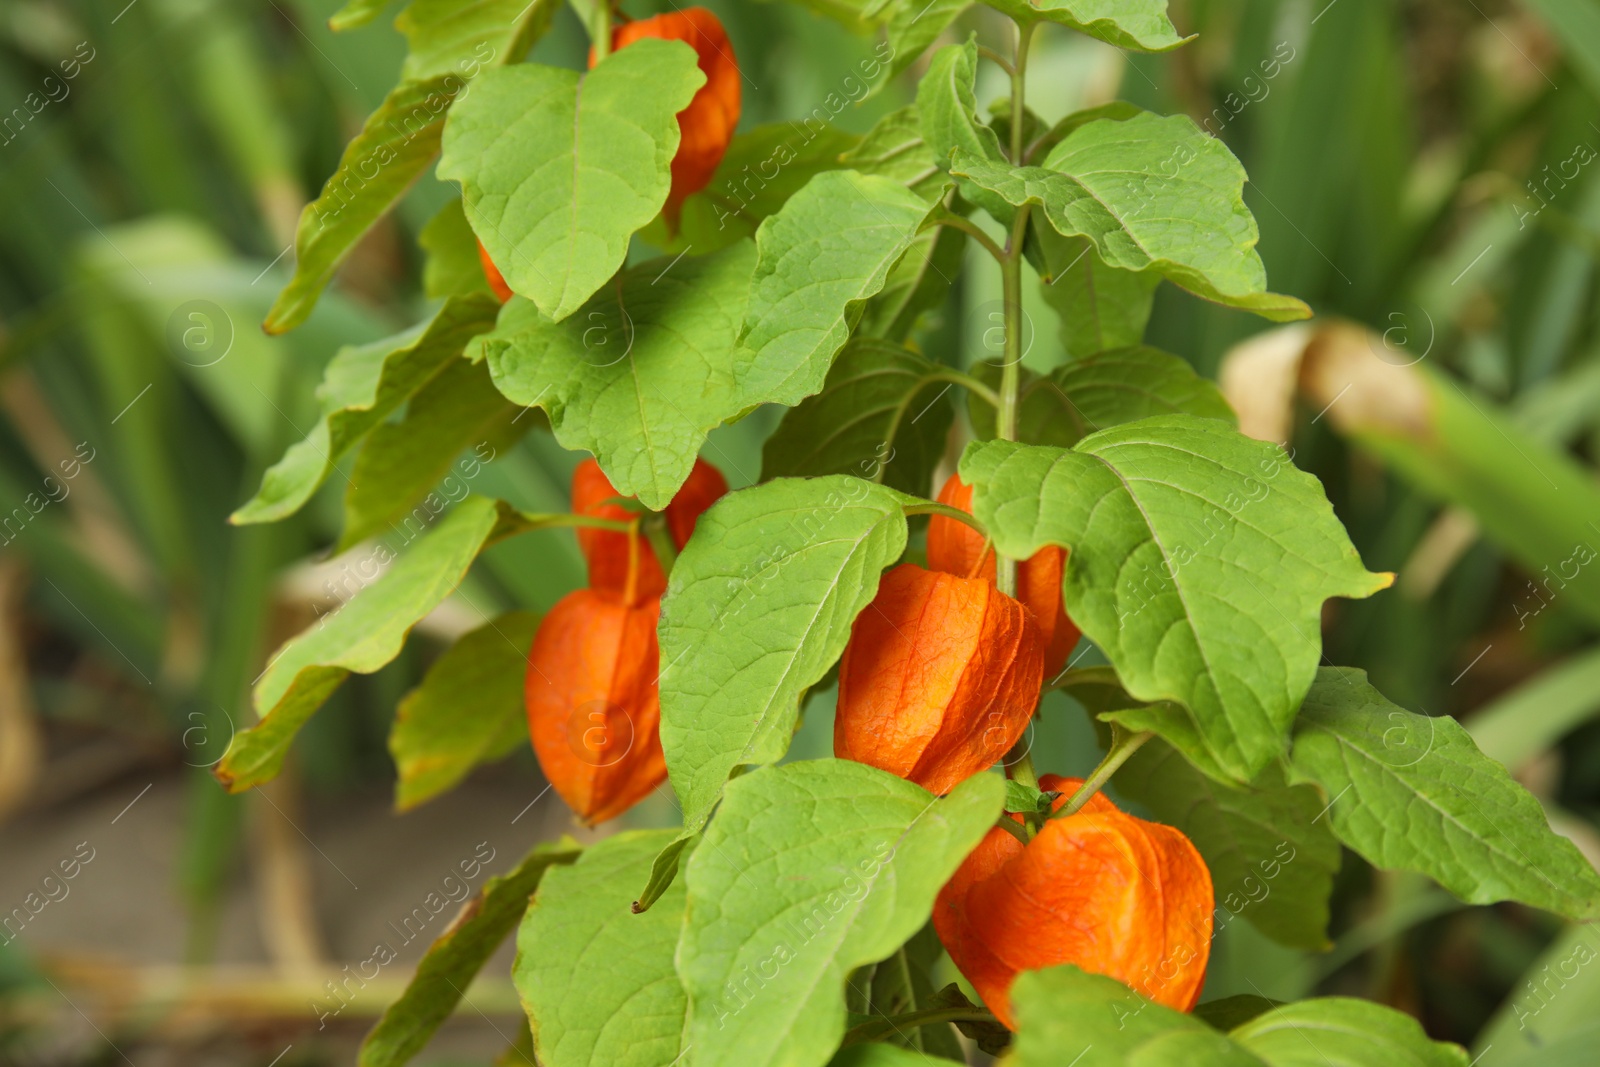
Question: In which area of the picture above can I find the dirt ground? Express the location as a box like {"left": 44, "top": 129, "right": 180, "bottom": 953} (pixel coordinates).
{"left": 0, "top": 762, "right": 626, "bottom": 1066}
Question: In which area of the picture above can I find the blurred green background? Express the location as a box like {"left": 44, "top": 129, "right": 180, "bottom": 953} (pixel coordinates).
{"left": 3, "top": 0, "right": 1600, "bottom": 1063}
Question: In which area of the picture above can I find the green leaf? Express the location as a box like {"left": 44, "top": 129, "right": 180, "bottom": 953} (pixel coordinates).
{"left": 738, "top": 170, "right": 940, "bottom": 408}
{"left": 397, "top": 0, "right": 561, "bottom": 82}
{"left": 917, "top": 39, "right": 1004, "bottom": 171}
{"left": 1231, "top": 997, "right": 1470, "bottom": 1067}
{"left": 358, "top": 839, "right": 581, "bottom": 1067}
{"left": 1008, "top": 966, "right": 1265, "bottom": 1067}
{"left": 633, "top": 832, "right": 694, "bottom": 913}
{"left": 329, "top": 0, "right": 393, "bottom": 31}
{"left": 837, "top": 110, "right": 963, "bottom": 341}
{"left": 1115, "top": 739, "right": 1341, "bottom": 950}
{"left": 1287, "top": 668, "right": 1600, "bottom": 920}
{"left": 389, "top": 611, "right": 538, "bottom": 812}
{"left": 978, "top": 0, "right": 1191, "bottom": 53}
{"left": 235, "top": 294, "right": 501, "bottom": 525}
{"left": 950, "top": 112, "right": 1311, "bottom": 321}
{"left": 1039, "top": 237, "right": 1161, "bottom": 356}
{"left": 215, "top": 496, "right": 506, "bottom": 793}
{"left": 516, "top": 831, "right": 689, "bottom": 1067}
{"left": 1024, "top": 100, "right": 1144, "bottom": 164}
{"left": 1003, "top": 778, "right": 1050, "bottom": 815}
{"left": 341, "top": 358, "right": 525, "bottom": 552}
{"left": 438, "top": 41, "right": 705, "bottom": 321}
{"left": 266, "top": 77, "right": 462, "bottom": 334}
{"left": 960, "top": 420, "right": 1391, "bottom": 780}
{"left": 881, "top": 1, "right": 971, "bottom": 86}
{"left": 1011, "top": 968, "right": 1467, "bottom": 1067}
{"left": 839, "top": 107, "right": 946, "bottom": 202}
{"left": 658, "top": 477, "right": 914, "bottom": 833}
{"left": 761, "top": 339, "right": 956, "bottom": 497}
{"left": 968, "top": 347, "right": 1235, "bottom": 447}
{"left": 857, "top": 223, "right": 965, "bottom": 342}
{"left": 479, "top": 241, "right": 755, "bottom": 510}
{"left": 678, "top": 760, "right": 1003, "bottom": 1067}
{"left": 1193, "top": 996, "right": 1280, "bottom": 1032}
{"left": 421, "top": 198, "right": 493, "bottom": 299}
{"left": 645, "top": 123, "right": 863, "bottom": 254}
{"left": 830, "top": 1045, "right": 964, "bottom": 1067}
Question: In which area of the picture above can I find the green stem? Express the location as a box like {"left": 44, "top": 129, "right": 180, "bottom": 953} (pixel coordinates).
{"left": 976, "top": 44, "right": 1014, "bottom": 75}
{"left": 927, "top": 369, "right": 1002, "bottom": 410}
{"left": 903, "top": 501, "right": 989, "bottom": 537}
{"left": 993, "top": 20, "right": 1035, "bottom": 599}
{"left": 1051, "top": 665, "right": 1123, "bottom": 692}
{"left": 842, "top": 1005, "right": 999, "bottom": 1047}
{"left": 588, "top": 0, "right": 613, "bottom": 59}
{"left": 1008, "top": 21, "right": 1036, "bottom": 164}
{"left": 934, "top": 211, "right": 1005, "bottom": 264}
{"left": 1053, "top": 727, "right": 1152, "bottom": 819}
{"left": 994, "top": 815, "right": 1029, "bottom": 845}
{"left": 642, "top": 515, "right": 678, "bottom": 577}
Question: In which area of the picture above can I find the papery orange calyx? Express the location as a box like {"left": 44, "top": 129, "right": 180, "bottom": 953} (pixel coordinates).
{"left": 476, "top": 239, "right": 513, "bottom": 303}
{"left": 834, "top": 563, "right": 1045, "bottom": 796}
{"left": 927, "top": 473, "right": 1081, "bottom": 677}
{"left": 592, "top": 7, "right": 740, "bottom": 227}
{"left": 525, "top": 588, "right": 665, "bottom": 824}
{"left": 933, "top": 774, "right": 1214, "bottom": 1029}
{"left": 571, "top": 457, "right": 727, "bottom": 604}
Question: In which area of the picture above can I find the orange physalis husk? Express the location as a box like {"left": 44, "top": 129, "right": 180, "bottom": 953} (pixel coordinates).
{"left": 595, "top": 7, "right": 740, "bottom": 225}
{"left": 476, "top": 239, "right": 513, "bottom": 303}
{"left": 934, "top": 774, "right": 1214, "bottom": 1029}
{"left": 525, "top": 588, "right": 666, "bottom": 824}
{"left": 834, "top": 563, "right": 1045, "bottom": 796}
{"left": 571, "top": 457, "right": 727, "bottom": 604}
{"left": 927, "top": 473, "right": 1082, "bottom": 677}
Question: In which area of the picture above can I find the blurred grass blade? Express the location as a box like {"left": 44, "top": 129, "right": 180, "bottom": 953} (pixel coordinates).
{"left": 1518, "top": 0, "right": 1600, "bottom": 98}
{"left": 1472, "top": 922, "right": 1600, "bottom": 1066}
{"left": 1467, "top": 646, "right": 1600, "bottom": 771}
{"left": 1296, "top": 322, "right": 1600, "bottom": 627}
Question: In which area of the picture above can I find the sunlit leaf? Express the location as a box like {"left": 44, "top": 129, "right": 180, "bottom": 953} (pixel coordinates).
{"left": 961, "top": 420, "right": 1390, "bottom": 780}
{"left": 438, "top": 41, "right": 705, "bottom": 320}
{"left": 1288, "top": 668, "right": 1600, "bottom": 920}
{"left": 678, "top": 760, "right": 1002, "bottom": 1067}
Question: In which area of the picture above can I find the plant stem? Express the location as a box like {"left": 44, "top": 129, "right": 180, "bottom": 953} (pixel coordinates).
{"left": 994, "top": 816, "right": 1029, "bottom": 845}
{"left": 1008, "top": 21, "right": 1035, "bottom": 164}
{"left": 1053, "top": 727, "right": 1152, "bottom": 818}
{"left": 588, "top": 0, "right": 613, "bottom": 59}
{"left": 642, "top": 514, "right": 677, "bottom": 577}
{"left": 552, "top": 513, "right": 637, "bottom": 533}
{"left": 926, "top": 369, "right": 1002, "bottom": 410}
{"left": 842, "top": 1005, "right": 1000, "bottom": 1047}
{"left": 935, "top": 211, "right": 1005, "bottom": 264}
{"left": 902, "top": 501, "right": 990, "bottom": 536}
{"left": 1051, "top": 665, "right": 1124, "bottom": 692}
{"left": 976, "top": 44, "right": 1014, "bottom": 75}
{"left": 993, "top": 19, "right": 1036, "bottom": 600}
